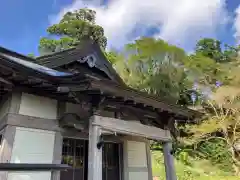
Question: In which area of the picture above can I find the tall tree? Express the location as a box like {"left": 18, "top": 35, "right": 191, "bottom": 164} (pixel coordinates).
{"left": 195, "top": 38, "right": 223, "bottom": 62}
{"left": 39, "top": 8, "right": 107, "bottom": 55}
{"left": 111, "top": 37, "right": 194, "bottom": 105}
{"left": 222, "top": 44, "right": 240, "bottom": 62}
{"left": 183, "top": 53, "right": 225, "bottom": 86}
{"left": 195, "top": 38, "right": 240, "bottom": 63}
{"left": 183, "top": 52, "right": 240, "bottom": 174}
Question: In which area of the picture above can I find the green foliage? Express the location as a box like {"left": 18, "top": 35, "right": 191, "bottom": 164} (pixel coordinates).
{"left": 39, "top": 36, "right": 77, "bottom": 54}
{"left": 39, "top": 8, "right": 107, "bottom": 55}
{"left": 222, "top": 44, "right": 240, "bottom": 62}
{"left": 194, "top": 38, "right": 239, "bottom": 63}
{"left": 177, "top": 151, "right": 191, "bottom": 166}
{"left": 105, "top": 51, "right": 119, "bottom": 64}
{"left": 112, "top": 37, "right": 193, "bottom": 104}
{"left": 184, "top": 53, "right": 223, "bottom": 85}
{"left": 152, "top": 151, "right": 236, "bottom": 180}
{"left": 191, "top": 38, "right": 238, "bottom": 87}
{"left": 27, "top": 53, "right": 36, "bottom": 59}
{"left": 184, "top": 92, "right": 240, "bottom": 174}
{"left": 195, "top": 38, "right": 223, "bottom": 62}
{"left": 197, "top": 139, "right": 233, "bottom": 172}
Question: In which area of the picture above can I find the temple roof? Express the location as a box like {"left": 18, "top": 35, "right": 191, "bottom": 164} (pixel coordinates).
{"left": 0, "top": 42, "right": 202, "bottom": 123}
{"left": 35, "top": 39, "right": 124, "bottom": 85}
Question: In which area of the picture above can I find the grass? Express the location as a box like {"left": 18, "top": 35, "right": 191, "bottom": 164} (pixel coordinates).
{"left": 151, "top": 151, "right": 238, "bottom": 180}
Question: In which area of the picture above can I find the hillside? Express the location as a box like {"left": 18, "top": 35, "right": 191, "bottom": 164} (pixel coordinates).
{"left": 152, "top": 151, "right": 238, "bottom": 180}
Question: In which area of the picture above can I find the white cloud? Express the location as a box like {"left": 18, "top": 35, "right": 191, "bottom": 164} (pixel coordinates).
{"left": 234, "top": 5, "right": 240, "bottom": 41}
{"left": 49, "top": 0, "right": 229, "bottom": 49}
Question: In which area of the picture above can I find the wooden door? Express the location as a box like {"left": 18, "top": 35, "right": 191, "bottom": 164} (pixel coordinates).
{"left": 102, "top": 143, "right": 121, "bottom": 180}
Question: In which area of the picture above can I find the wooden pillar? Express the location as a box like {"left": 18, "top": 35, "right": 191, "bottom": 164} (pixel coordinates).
{"left": 88, "top": 116, "right": 102, "bottom": 180}
{"left": 163, "top": 141, "right": 177, "bottom": 180}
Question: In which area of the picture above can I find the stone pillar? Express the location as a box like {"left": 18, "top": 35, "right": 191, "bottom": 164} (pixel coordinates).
{"left": 163, "top": 141, "right": 177, "bottom": 180}
{"left": 88, "top": 116, "right": 102, "bottom": 180}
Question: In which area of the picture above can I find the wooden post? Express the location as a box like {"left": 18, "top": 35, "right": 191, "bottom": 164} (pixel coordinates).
{"left": 163, "top": 141, "right": 177, "bottom": 180}
{"left": 88, "top": 116, "right": 102, "bottom": 180}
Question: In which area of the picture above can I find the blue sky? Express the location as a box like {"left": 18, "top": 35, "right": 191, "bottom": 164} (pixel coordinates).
{"left": 0, "top": 0, "right": 70, "bottom": 55}
{"left": 0, "top": 0, "right": 240, "bottom": 56}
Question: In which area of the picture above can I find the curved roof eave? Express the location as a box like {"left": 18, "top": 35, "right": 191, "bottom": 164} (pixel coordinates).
{"left": 35, "top": 39, "right": 125, "bottom": 85}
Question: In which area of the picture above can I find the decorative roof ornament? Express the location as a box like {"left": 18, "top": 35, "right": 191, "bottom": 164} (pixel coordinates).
{"left": 77, "top": 54, "right": 96, "bottom": 68}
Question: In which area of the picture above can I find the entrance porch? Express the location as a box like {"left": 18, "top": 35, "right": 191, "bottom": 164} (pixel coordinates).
{"left": 86, "top": 115, "right": 175, "bottom": 180}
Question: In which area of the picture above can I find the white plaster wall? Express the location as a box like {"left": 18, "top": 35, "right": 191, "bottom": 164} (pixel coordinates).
{"left": 126, "top": 140, "right": 149, "bottom": 180}
{"left": 7, "top": 172, "right": 52, "bottom": 180}
{"left": 8, "top": 127, "right": 55, "bottom": 180}
{"left": 19, "top": 93, "right": 57, "bottom": 119}
{"left": 127, "top": 141, "right": 147, "bottom": 167}
{"left": 129, "top": 172, "right": 149, "bottom": 180}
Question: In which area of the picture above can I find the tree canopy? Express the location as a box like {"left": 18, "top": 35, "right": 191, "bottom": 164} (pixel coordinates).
{"left": 39, "top": 8, "right": 107, "bottom": 55}
{"left": 109, "top": 37, "right": 193, "bottom": 105}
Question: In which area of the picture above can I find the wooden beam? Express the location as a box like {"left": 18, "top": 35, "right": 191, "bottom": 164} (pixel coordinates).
{"left": 0, "top": 163, "right": 71, "bottom": 171}
{"left": 100, "top": 99, "right": 159, "bottom": 119}
{"left": 0, "top": 77, "right": 13, "bottom": 86}
{"left": 90, "top": 80, "right": 200, "bottom": 119}
{"left": 92, "top": 115, "right": 171, "bottom": 141}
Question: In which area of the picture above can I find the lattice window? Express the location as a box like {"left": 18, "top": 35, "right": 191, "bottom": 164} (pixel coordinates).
{"left": 61, "top": 138, "right": 122, "bottom": 180}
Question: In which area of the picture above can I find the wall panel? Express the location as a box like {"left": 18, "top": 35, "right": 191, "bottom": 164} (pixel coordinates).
{"left": 19, "top": 93, "right": 57, "bottom": 119}
{"left": 124, "top": 140, "right": 150, "bottom": 180}
{"left": 8, "top": 127, "right": 55, "bottom": 180}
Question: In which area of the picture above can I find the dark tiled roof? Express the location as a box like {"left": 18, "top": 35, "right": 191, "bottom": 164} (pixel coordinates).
{"left": 36, "top": 39, "right": 124, "bottom": 85}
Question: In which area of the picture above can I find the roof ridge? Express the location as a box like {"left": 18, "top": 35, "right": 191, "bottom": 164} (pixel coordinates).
{"left": 36, "top": 47, "right": 77, "bottom": 60}
{"left": 36, "top": 38, "right": 94, "bottom": 60}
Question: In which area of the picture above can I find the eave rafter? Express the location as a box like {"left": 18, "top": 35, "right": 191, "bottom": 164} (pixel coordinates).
{"left": 57, "top": 77, "right": 201, "bottom": 123}
{"left": 56, "top": 85, "right": 181, "bottom": 131}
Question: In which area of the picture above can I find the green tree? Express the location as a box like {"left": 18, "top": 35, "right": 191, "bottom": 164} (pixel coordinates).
{"left": 195, "top": 38, "right": 240, "bottom": 63}
{"left": 105, "top": 51, "right": 119, "bottom": 64}
{"left": 111, "top": 37, "right": 193, "bottom": 104}
{"left": 195, "top": 38, "right": 223, "bottom": 62}
{"left": 27, "top": 53, "right": 36, "bottom": 58}
{"left": 222, "top": 44, "right": 240, "bottom": 62}
{"left": 39, "top": 8, "right": 107, "bottom": 55}
{"left": 183, "top": 53, "right": 225, "bottom": 86}
{"left": 183, "top": 75, "right": 240, "bottom": 174}
{"left": 187, "top": 99, "right": 240, "bottom": 174}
